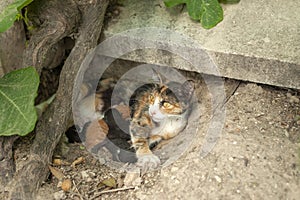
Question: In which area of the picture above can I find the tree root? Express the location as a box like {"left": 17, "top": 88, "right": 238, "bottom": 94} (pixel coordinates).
{"left": 3, "top": 0, "right": 109, "bottom": 199}
{"left": 0, "top": 20, "right": 26, "bottom": 190}
{"left": 0, "top": 136, "right": 18, "bottom": 187}
{"left": 22, "top": 0, "right": 79, "bottom": 75}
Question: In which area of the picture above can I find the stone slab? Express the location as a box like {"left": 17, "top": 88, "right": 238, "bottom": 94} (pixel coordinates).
{"left": 102, "top": 0, "right": 300, "bottom": 89}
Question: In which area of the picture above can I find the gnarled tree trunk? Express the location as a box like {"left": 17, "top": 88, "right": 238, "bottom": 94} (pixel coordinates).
{"left": 0, "top": 0, "right": 109, "bottom": 199}
{"left": 0, "top": 18, "right": 26, "bottom": 189}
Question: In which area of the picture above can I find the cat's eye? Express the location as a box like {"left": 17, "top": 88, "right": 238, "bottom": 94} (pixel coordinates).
{"left": 162, "top": 101, "right": 173, "bottom": 108}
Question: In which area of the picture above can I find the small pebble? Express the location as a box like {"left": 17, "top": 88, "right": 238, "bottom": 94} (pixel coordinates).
{"left": 86, "top": 177, "right": 93, "bottom": 182}
{"left": 81, "top": 170, "right": 90, "bottom": 180}
{"left": 124, "top": 167, "right": 141, "bottom": 186}
{"left": 57, "top": 181, "right": 62, "bottom": 188}
{"left": 132, "top": 177, "right": 142, "bottom": 186}
{"left": 290, "top": 96, "right": 299, "bottom": 103}
{"left": 287, "top": 93, "right": 300, "bottom": 103}
{"left": 53, "top": 190, "right": 66, "bottom": 200}
{"left": 215, "top": 175, "right": 222, "bottom": 183}
{"left": 284, "top": 130, "right": 289, "bottom": 137}
{"left": 113, "top": 9, "right": 120, "bottom": 16}
{"left": 171, "top": 167, "right": 179, "bottom": 172}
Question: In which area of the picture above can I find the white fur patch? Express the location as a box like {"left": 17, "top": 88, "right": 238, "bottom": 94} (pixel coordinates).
{"left": 149, "top": 96, "right": 189, "bottom": 138}
{"left": 149, "top": 98, "right": 166, "bottom": 122}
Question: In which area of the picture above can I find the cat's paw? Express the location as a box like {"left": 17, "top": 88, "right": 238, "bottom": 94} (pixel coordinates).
{"left": 137, "top": 153, "right": 161, "bottom": 174}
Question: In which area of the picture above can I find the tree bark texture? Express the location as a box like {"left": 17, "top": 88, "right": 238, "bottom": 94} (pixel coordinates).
{"left": 0, "top": 0, "right": 109, "bottom": 199}
{"left": 22, "top": 0, "right": 79, "bottom": 75}
{"left": 0, "top": 20, "right": 26, "bottom": 189}
{"left": 0, "top": 20, "right": 26, "bottom": 73}
{"left": 0, "top": 136, "right": 17, "bottom": 187}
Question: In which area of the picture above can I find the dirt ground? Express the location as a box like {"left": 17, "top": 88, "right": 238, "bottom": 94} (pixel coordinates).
{"left": 12, "top": 76, "right": 300, "bottom": 200}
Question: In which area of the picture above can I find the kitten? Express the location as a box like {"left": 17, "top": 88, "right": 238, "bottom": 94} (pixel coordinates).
{"left": 129, "top": 71, "right": 194, "bottom": 173}
{"left": 75, "top": 78, "right": 116, "bottom": 128}
{"left": 75, "top": 78, "right": 137, "bottom": 163}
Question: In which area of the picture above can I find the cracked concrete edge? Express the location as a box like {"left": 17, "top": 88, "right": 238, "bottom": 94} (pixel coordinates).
{"left": 102, "top": 0, "right": 300, "bottom": 90}
{"left": 100, "top": 28, "right": 299, "bottom": 89}
{"left": 209, "top": 51, "right": 300, "bottom": 90}
{"left": 98, "top": 49, "right": 300, "bottom": 90}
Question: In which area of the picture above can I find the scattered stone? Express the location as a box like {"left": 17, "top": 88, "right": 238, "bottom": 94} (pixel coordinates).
{"left": 171, "top": 166, "right": 179, "bottom": 172}
{"left": 214, "top": 175, "right": 222, "bottom": 183}
{"left": 81, "top": 170, "right": 90, "bottom": 180}
{"left": 287, "top": 93, "right": 299, "bottom": 103}
{"left": 124, "top": 167, "right": 141, "bottom": 186}
{"left": 290, "top": 96, "right": 299, "bottom": 103}
{"left": 136, "top": 192, "right": 149, "bottom": 200}
{"left": 284, "top": 130, "right": 289, "bottom": 137}
{"left": 53, "top": 190, "right": 66, "bottom": 200}
{"left": 57, "top": 180, "right": 62, "bottom": 188}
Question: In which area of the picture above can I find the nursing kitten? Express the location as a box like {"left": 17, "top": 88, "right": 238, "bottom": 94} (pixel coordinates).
{"left": 75, "top": 78, "right": 137, "bottom": 163}
{"left": 75, "top": 78, "right": 116, "bottom": 128}
{"left": 129, "top": 72, "right": 194, "bottom": 173}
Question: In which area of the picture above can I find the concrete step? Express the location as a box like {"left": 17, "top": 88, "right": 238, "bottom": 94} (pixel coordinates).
{"left": 102, "top": 0, "right": 300, "bottom": 89}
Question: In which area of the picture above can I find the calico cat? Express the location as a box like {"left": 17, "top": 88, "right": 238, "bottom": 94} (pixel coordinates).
{"left": 129, "top": 72, "right": 194, "bottom": 173}
{"left": 75, "top": 70, "right": 194, "bottom": 173}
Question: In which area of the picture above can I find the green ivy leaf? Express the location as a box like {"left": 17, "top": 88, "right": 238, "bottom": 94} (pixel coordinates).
{"left": 164, "top": 0, "right": 187, "bottom": 7}
{"left": 164, "top": 0, "right": 224, "bottom": 29}
{"left": 186, "top": 0, "right": 204, "bottom": 20}
{"left": 200, "top": 0, "right": 223, "bottom": 29}
{"left": 0, "top": 0, "right": 33, "bottom": 33}
{"left": 0, "top": 67, "right": 39, "bottom": 136}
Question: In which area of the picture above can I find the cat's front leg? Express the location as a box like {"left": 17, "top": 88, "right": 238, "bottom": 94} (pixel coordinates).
{"left": 135, "top": 142, "right": 161, "bottom": 174}
{"left": 130, "top": 122, "right": 161, "bottom": 174}
{"left": 149, "top": 135, "right": 163, "bottom": 149}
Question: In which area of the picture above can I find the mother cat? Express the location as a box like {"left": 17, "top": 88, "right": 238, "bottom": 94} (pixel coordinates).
{"left": 129, "top": 71, "right": 195, "bottom": 173}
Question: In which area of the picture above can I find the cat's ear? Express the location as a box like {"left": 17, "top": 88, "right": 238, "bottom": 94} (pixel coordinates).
{"left": 181, "top": 80, "right": 195, "bottom": 100}
{"left": 151, "top": 68, "right": 168, "bottom": 85}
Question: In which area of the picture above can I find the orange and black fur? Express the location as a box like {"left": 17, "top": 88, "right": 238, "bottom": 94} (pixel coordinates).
{"left": 129, "top": 74, "right": 194, "bottom": 172}
{"left": 76, "top": 71, "right": 194, "bottom": 172}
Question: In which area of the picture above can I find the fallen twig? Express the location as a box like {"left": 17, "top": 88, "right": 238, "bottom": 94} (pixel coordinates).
{"left": 90, "top": 186, "right": 135, "bottom": 199}
{"left": 72, "top": 180, "right": 84, "bottom": 200}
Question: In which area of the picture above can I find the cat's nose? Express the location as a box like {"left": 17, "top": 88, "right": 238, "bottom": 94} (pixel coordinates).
{"left": 150, "top": 111, "right": 156, "bottom": 116}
